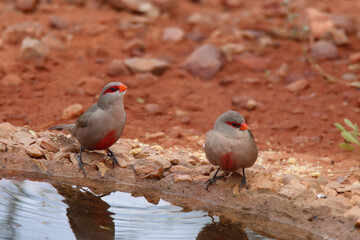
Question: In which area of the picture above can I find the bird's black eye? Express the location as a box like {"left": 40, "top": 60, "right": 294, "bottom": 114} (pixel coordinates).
{"left": 110, "top": 87, "right": 116, "bottom": 91}
{"left": 225, "top": 121, "right": 241, "bottom": 128}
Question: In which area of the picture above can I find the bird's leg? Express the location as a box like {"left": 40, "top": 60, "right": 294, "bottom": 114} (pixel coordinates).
{"left": 106, "top": 148, "right": 119, "bottom": 168}
{"left": 205, "top": 167, "right": 225, "bottom": 191}
{"left": 239, "top": 168, "right": 248, "bottom": 189}
{"left": 76, "top": 146, "right": 90, "bottom": 176}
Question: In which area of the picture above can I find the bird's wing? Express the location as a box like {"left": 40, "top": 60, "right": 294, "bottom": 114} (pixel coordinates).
{"left": 75, "top": 103, "right": 98, "bottom": 128}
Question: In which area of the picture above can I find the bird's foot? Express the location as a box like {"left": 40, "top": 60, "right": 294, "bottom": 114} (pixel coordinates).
{"left": 76, "top": 152, "right": 90, "bottom": 176}
{"left": 107, "top": 149, "right": 119, "bottom": 168}
{"left": 239, "top": 175, "right": 248, "bottom": 190}
{"left": 205, "top": 175, "right": 225, "bottom": 191}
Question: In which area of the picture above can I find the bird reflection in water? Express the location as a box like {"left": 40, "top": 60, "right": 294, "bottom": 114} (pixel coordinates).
{"left": 196, "top": 219, "right": 249, "bottom": 240}
{"left": 53, "top": 184, "right": 115, "bottom": 240}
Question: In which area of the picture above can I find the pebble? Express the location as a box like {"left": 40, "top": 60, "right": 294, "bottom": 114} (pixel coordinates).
{"left": 350, "top": 195, "right": 360, "bottom": 206}
{"left": 305, "top": 8, "right": 335, "bottom": 39}
{"left": 326, "top": 28, "right": 349, "bottom": 45}
{"left": 61, "top": 103, "right": 84, "bottom": 120}
{"left": 12, "top": 131, "right": 34, "bottom": 146}
{"left": 144, "top": 103, "right": 162, "bottom": 115}
{"left": 39, "top": 137, "right": 59, "bottom": 153}
{"left": 124, "top": 57, "right": 169, "bottom": 75}
{"left": 49, "top": 15, "right": 68, "bottom": 30}
{"left": 329, "top": 14, "right": 356, "bottom": 34}
{"left": 183, "top": 44, "right": 224, "bottom": 80}
{"left": 41, "top": 35, "right": 66, "bottom": 51}
{"left": 25, "top": 144, "right": 43, "bottom": 158}
{"left": 146, "top": 132, "right": 165, "bottom": 140}
{"left": 15, "top": 0, "right": 38, "bottom": 13}
{"left": 220, "top": 43, "right": 245, "bottom": 61}
{"left": 235, "top": 52, "right": 269, "bottom": 71}
{"left": 276, "top": 63, "right": 289, "bottom": 78}
{"left": 96, "top": 162, "right": 110, "bottom": 177}
{"left": 108, "top": 0, "right": 160, "bottom": 18}
{"left": 0, "top": 142, "right": 6, "bottom": 152}
{"left": 162, "top": 27, "right": 184, "bottom": 42}
{"left": 231, "top": 95, "right": 258, "bottom": 110}
{"left": 342, "top": 73, "right": 358, "bottom": 81}
{"left": 0, "top": 73, "right": 23, "bottom": 87}
{"left": 317, "top": 193, "right": 327, "bottom": 199}
{"left": 122, "top": 39, "right": 146, "bottom": 56}
{"left": 130, "top": 148, "right": 142, "bottom": 156}
{"left": 170, "top": 165, "right": 193, "bottom": 174}
{"left": 287, "top": 158, "right": 297, "bottom": 165}
{"left": 173, "top": 174, "right": 193, "bottom": 183}
{"left": 310, "top": 40, "right": 339, "bottom": 60}
{"left": 107, "top": 59, "right": 127, "bottom": 77}
{"left": 1, "top": 21, "right": 43, "bottom": 44}
{"left": 19, "top": 37, "right": 49, "bottom": 67}
{"left": 356, "top": 218, "right": 360, "bottom": 227}
{"left": 134, "top": 162, "right": 164, "bottom": 179}
{"left": 151, "top": 145, "right": 164, "bottom": 151}
{"left": 349, "top": 53, "right": 360, "bottom": 63}
{"left": 285, "top": 79, "right": 309, "bottom": 92}
{"left": 0, "top": 123, "right": 17, "bottom": 139}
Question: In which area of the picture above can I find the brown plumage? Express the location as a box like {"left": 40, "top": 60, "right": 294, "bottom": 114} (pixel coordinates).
{"left": 204, "top": 111, "right": 258, "bottom": 190}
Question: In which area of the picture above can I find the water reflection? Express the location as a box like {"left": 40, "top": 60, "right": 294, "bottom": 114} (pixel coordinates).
{"left": 0, "top": 179, "right": 269, "bottom": 240}
{"left": 53, "top": 184, "right": 114, "bottom": 240}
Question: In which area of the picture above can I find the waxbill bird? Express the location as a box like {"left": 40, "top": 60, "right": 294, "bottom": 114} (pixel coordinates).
{"left": 204, "top": 111, "right": 258, "bottom": 190}
{"left": 49, "top": 82, "right": 127, "bottom": 175}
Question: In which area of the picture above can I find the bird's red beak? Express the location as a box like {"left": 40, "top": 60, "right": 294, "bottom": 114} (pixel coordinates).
{"left": 240, "top": 123, "right": 248, "bottom": 130}
{"left": 119, "top": 84, "right": 128, "bottom": 92}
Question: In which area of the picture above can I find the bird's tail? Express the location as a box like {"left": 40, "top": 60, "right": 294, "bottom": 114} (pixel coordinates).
{"left": 49, "top": 124, "right": 75, "bottom": 132}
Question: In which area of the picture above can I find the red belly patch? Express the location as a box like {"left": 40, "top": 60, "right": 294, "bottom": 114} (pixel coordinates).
{"left": 95, "top": 130, "right": 117, "bottom": 150}
{"left": 220, "top": 152, "right": 237, "bottom": 171}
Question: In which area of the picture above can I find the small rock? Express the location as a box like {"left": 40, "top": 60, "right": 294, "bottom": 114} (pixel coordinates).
{"left": 61, "top": 103, "right": 84, "bottom": 120}
{"left": 170, "top": 158, "right": 179, "bottom": 165}
{"left": 285, "top": 79, "right": 309, "bottom": 92}
{"left": 287, "top": 158, "right": 297, "bottom": 165}
{"left": 25, "top": 144, "right": 43, "bottom": 158}
{"left": 108, "top": 0, "right": 160, "bottom": 18}
{"left": 350, "top": 195, "right": 360, "bottom": 206}
{"left": 342, "top": 73, "right": 358, "bottom": 81}
{"left": 12, "top": 131, "right": 35, "bottom": 146}
{"left": 134, "top": 162, "right": 163, "bottom": 179}
{"left": 0, "top": 122, "right": 17, "bottom": 138}
{"left": 49, "top": 15, "right": 68, "bottom": 30}
{"left": 194, "top": 165, "right": 213, "bottom": 176}
{"left": 40, "top": 137, "right": 59, "bottom": 153}
{"left": 349, "top": 53, "right": 360, "bottom": 63}
{"left": 276, "top": 63, "right": 289, "bottom": 78}
{"left": 320, "top": 186, "right": 337, "bottom": 197}
{"left": 325, "top": 28, "right": 349, "bottom": 45}
{"left": 344, "top": 206, "right": 360, "bottom": 218}
{"left": 310, "top": 40, "right": 339, "bottom": 60}
{"left": 79, "top": 77, "right": 104, "bottom": 96}
{"left": 187, "top": 13, "right": 214, "bottom": 28}
{"left": 15, "top": 0, "right": 38, "bottom": 13}
{"left": 305, "top": 8, "right": 335, "bottom": 39}
{"left": 173, "top": 174, "right": 193, "bottom": 183}
{"left": 107, "top": 59, "right": 127, "bottom": 77}
{"left": 145, "top": 156, "right": 171, "bottom": 169}
{"left": 122, "top": 38, "right": 146, "bottom": 56}
{"left": 336, "top": 175, "right": 348, "bottom": 184}
{"left": 231, "top": 95, "right": 257, "bottom": 110}
{"left": 0, "top": 142, "right": 6, "bottom": 152}
{"left": 144, "top": 103, "right": 162, "bottom": 115}
{"left": 1, "top": 21, "right": 43, "bottom": 44}
{"left": 20, "top": 37, "right": 49, "bottom": 67}
{"left": 183, "top": 44, "right": 224, "bottom": 80}
{"left": 235, "top": 52, "right": 269, "bottom": 72}
{"left": 146, "top": 132, "right": 165, "bottom": 140}
{"left": 41, "top": 35, "right": 66, "bottom": 51}
{"left": 130, "top": 148, "right": 142, "bottom": 156}
{"left": 317, "top": 193, "right": 327, "bottom": 199}
{"left": 329, "top": 14, "right": 356, "bottom": 35}
{"left": 220, "top": 43, "right": 245, "bottom": 61}
{"left": 219, "top": 78, "right": 235, "bottom": 86}
{"left": 96, "top": 162, "right": 110, "bottom": 177}
{"left": 162, "top": 27, "right": 184, "bottom": 42}
{"left": 170, "top": 165, "right": 193, "bottom": 174}
{"left": 356, "top": 218, "right": 360, "bottom": 228}
{"left": 124, "top": 57, "right": 169, "bottom": 75}
{"left": 0, "top": 74, "right": 22, "bottom": 87}
{"left": 151, "top": 145, "right": 163, "bottom": 151}
{"left": 278, "top": 184, "right": 307, "bottom": 200}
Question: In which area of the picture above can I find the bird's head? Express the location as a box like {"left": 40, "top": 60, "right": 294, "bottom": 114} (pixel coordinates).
{"left": 214, "top": 111, "right": 249, "bottom": 136}
{"left": 98, "top": 82, "right": 127, "bottom": 109}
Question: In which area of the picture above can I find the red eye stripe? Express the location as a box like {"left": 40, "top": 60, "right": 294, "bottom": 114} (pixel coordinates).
{"left": 103, "top": 86, "right": 119, "bottom": 95}
{"left": 225, "top": 121, "right": 241, "bottom": 128}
